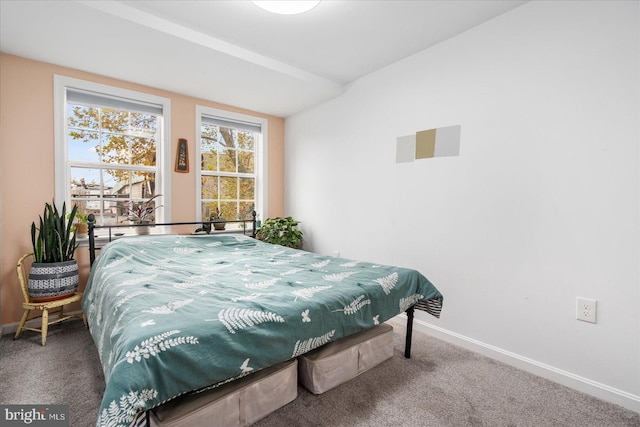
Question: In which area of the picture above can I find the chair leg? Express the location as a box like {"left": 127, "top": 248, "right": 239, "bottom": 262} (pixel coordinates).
{"left": 41, "top": 309, "right": 49, "bottom": 346}
{"left": 82, "top": 313, "right": 88, "bottom": 328}
{"left": 14, "top": 309, "right": 30, "bottom": 339}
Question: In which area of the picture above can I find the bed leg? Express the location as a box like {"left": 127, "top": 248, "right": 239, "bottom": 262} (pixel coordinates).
{"left": 88, "top": 214, "right": 96, "bottom": 267}
{"left": 405, "top": 305, "right": 414, "bottom": 358}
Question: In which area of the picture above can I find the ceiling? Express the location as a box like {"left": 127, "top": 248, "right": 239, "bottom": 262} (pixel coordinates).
{"left": 0, "top": 0, "right": 528, "bottom": 117}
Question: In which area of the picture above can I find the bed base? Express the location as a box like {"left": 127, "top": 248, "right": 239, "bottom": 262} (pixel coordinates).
{"left": 148, "top": 359, "right": 298, "bottom": 427}
{"left": 298, "top": 323, "right": 395, "bottom": 394}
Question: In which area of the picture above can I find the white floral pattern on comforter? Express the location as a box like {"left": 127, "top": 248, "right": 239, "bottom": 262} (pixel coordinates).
{"left": 82, "top": 234, "right": 443, "bottom": 427}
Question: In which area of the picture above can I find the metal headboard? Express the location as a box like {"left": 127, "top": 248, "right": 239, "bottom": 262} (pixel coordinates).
{"left": 87, "top": 211, "right": 257, "bottom": 266}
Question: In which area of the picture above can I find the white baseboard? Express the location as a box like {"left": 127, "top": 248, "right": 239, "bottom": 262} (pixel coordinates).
{"left": 392, "top": 314, "right": 640, "bottom": 413}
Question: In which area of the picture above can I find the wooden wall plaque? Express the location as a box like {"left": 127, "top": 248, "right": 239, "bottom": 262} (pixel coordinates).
{"left": 175, "top": 138, "right": 189, "bottom": 173}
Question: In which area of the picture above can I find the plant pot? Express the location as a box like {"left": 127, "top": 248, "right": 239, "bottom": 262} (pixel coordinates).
{"left": 130, "top": 221, "right": 151, "bottom": 235}
{"left": 213, "top": 220, "right": 226, "bottom": 231}
{"left": 28, "top": 260, "right": 79, "bottom": 302}
{"left": 136, "top": 225, "right": 151, "bottom": 235}
{"left": 75, "top": 222, "right": 88, "bottom": 235}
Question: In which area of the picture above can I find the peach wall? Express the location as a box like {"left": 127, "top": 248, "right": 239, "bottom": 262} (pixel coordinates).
{"left": 0, "top": 53, "right": 285, "bottom": 325}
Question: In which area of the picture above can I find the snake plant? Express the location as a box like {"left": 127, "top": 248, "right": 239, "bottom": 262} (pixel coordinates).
{"left": 31, "top": 201, "right": 78, "bottom": 263}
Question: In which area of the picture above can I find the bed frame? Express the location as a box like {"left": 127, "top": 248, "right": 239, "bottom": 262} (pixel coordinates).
{"left": 86, "top": 212, "right": 429, "bottom": 361}
{"left": 87, "top": 212, "right": 258, "bottom": 267}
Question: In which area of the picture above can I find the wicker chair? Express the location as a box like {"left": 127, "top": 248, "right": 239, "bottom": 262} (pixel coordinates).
{"left": 14, "top": 253, "right": 87, "bottom": 346}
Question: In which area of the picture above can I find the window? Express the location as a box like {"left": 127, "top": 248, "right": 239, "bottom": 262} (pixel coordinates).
{"left": 54, "top": 76, "right": 171, "bottom": 226}
{"left": 196, "top": 106, "right": 268, "bottom": 223}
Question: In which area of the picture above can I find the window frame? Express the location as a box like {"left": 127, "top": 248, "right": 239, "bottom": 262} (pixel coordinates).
{"left": 195, "top": 105, "right": 268, "bottom": 223}
{"left": 54, "top": 75, "right": 172, "bottom": 223}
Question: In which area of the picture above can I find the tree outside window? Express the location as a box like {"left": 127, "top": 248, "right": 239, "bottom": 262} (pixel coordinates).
{"left": 200, "top": 123, "right": 257, "bottom": 221}
{"left": 67, "top": 104, "right": 160, "bottom": 225}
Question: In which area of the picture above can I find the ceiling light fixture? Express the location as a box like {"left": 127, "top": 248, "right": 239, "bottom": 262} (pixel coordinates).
{"left": 251, "top": 1, "right": 320, "bottom": 15}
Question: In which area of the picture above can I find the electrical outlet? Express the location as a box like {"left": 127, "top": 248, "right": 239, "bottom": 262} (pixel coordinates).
{"left": 576, "top": 297, "right": 597, "bottom": 324}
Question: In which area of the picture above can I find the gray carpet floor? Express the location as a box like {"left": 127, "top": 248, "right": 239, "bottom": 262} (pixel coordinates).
{"left": 0, "top": 319, "right": 637, "bottom": 427}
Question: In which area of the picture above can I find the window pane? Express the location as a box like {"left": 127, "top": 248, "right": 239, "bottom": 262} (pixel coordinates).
{"left": 68, "top": 104, "right": 99, "bottom": 130}
{"left": 101, "top": 133, "right": 129, "bottom": 165}
{"left": 70, "top": 168, "right": 104, "bottom": 221}
{"left": 238, "top": 151, "right": 254, "bottom": 173}
{"left": 129, "top": 112, "right": 157, "bottom": 138}
{"left": 218, "top": 127, "right": 236, "bottom": 149}
{"left": 237, "top": 131, "right": 255, "bottom": 150}
{"left": 131, "top": 172, "right": 156, "bottom": 199}
{"left": 68, "top": 130, "right": 100, "bottom": 162}
{"left": 219, "top": 201, "right": 237, "bottom": 220}
{"left": 108, "top": 169, "right": 130, "bottom": 199}
{"left": 131, "top": 137, "right": 156, "bottom": 166}
{"left": 201, "top": 138, "right": 218, "bottom": 171}
{"left": 219, "top": 147, "right": 237, "bottom": 173}
{"left": 102, "top": 196, "right": 117, "bottom": 219}
{"left": 220, "top": 176, "right": 237, "bottom": 200}
{"left": 201, "top": 124, "right": 219, "bottom": 141}
{"left": 201, "top": 202, "right": 219, "bottom": 220}
{"left": 239, "top": 177, "right": 254, "bottom": 200}
{"left": 102, "top": 169, "right": 121, "bottom": 199}
{"left": 70, "top": 199, "right": 90, "bottom": 220}
{"left": 70, "top": 167, "right": 101, "bottom": 192}
{"left": 100, "top": 108, "right": 129, "bottom": 133}
{"left": 239, "top": 201, "right": 254, "bottom": 220}
{"left": 103, "top": 199, "right": 121, "bottom": 226}
{"left": 201, "top": 176, "right": 218, "bottom": 200}
{"left": 70, "top": 199, "right": 88, "bottom": 215}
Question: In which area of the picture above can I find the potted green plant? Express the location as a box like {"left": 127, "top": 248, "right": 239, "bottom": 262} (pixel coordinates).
{"left": 67, "top": 210, "right": 89, "bottom": 235}
{"left": 211, "top": 206, "right": 226, "bottom": 231}
{"left": 123, "top": 194, "right": 162, "bottom": 235}
{"left": 256, "top": 216, "right": 303, "bottom": 249}
{"left": 29, "top": 201, "right": 80, "bottom": 302}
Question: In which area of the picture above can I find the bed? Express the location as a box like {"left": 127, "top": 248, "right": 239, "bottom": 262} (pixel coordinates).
{"left": 83, "top": 217, "right": 443, "bottom": 427}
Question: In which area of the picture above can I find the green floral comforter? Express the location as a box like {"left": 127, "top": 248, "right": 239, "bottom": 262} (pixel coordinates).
{"left": 82, "top": 234, "right": 443, "bottom": 427}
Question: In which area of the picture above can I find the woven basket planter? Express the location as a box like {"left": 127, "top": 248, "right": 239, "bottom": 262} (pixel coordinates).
{"left": 28, "top": 260, "right": 79, "bottom": 302}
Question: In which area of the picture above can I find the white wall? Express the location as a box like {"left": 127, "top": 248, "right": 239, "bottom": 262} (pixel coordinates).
{"left": 285, "top": 0, "right": 639, "bottom": 411}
